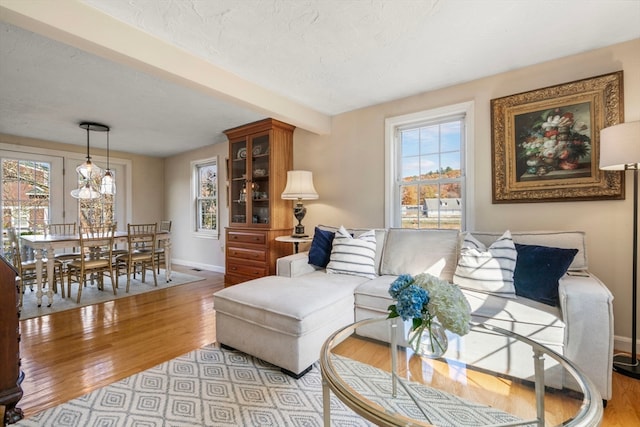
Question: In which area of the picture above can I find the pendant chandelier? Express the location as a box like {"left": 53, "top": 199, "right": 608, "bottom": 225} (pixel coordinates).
{"left": 71, "top": 121, "right": 114, "bottom": 199}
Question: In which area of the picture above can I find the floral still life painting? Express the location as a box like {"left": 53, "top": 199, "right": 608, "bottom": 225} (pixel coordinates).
{"left": 516, "top": 102, "right": 591, "bottom": 180}
{"left": 387, "top": 273, "right": 471, "bottom": 358}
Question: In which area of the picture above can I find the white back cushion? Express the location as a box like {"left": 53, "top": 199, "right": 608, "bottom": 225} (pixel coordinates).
{"left": 379, "top": 229, "right": 459, "bottom": 281}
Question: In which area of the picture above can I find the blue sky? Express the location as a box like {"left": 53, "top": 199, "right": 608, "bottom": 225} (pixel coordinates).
{"left": 401, "top": 121, "right": 461, "bottom": 179}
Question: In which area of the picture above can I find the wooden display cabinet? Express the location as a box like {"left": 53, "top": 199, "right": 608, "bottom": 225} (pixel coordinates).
{"left": 224, "top": 118, "right": 294, "bottom": 285}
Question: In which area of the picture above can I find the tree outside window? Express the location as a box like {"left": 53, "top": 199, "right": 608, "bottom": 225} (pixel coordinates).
{"left": 1, "top": 159, "right": 50, "bottom": 255}
{"left": 2, "top": 159, "right": 50, "bottom": 232}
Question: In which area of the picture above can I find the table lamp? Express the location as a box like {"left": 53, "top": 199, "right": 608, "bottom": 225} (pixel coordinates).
{"left": 600, "top": 120, "right": 640, "bottom": 379}
{"left": 281, "top": 170, "right": 319, "bottom": 237}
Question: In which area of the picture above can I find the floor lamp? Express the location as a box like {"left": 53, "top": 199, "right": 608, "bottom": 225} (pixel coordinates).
{"left": 600, "top": 120, "right": 640, "bottom": 379}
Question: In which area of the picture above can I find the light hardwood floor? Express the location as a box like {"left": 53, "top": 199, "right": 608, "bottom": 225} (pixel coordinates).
{"left": 14, "top": 265, "right": 640, "bottom": 426}
{"left": 17, "top": 265, "right": 222, "bottom": 419}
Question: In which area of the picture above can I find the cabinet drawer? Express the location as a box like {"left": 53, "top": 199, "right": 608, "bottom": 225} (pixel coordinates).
{"left": 226, "top": 261, "right": 267, "bottom": 279}
{"left": 227, "top": 231, "right": 266, "bottom": 245}
{"left": 227, "top": 247, "right": 266, "bottom": 262}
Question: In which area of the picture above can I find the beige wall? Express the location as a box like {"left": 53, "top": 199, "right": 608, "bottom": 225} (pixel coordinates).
{"left": 164, "top": 142, "right": 227, "bottom": 271}
{"left": 294, "top": 39, "right": 640, "bottom": 350}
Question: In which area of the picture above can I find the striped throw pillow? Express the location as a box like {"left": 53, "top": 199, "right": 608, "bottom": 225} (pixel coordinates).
{"left": 453, "top": 230, "right": 517, "bottom": 298}
{"left": 326, "top": 226, "right": 377, "bottom": 279}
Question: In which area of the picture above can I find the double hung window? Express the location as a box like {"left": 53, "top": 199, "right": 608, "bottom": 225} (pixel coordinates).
{"left": 193, "top": 157, "right": 218, "bottom": 236}
{"left": 386, "top": 102, "right": 474, "bottom": 230}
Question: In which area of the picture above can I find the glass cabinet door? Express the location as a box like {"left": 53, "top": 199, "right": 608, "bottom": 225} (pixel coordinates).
{"left": 250, "top": 133, "right": 270, "bottom": 226}
{"left": 230, "top": 139, "right": 248, "bottom": 225}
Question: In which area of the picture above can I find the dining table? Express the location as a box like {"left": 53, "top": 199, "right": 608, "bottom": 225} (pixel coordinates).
{"left": 20, "top": 230, "right": 172, "bottom": 307}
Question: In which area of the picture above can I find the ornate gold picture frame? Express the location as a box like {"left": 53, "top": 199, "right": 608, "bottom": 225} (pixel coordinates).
{"left": 491, "top": 71, "right": 624, "bottom": 203}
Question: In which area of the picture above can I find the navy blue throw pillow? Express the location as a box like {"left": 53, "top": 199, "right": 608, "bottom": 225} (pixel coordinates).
{"left": 513, "top": 244, "right": 578, "bottom": 306}
{"left": 308, "top": 227, "right": 335, "bottom": 268}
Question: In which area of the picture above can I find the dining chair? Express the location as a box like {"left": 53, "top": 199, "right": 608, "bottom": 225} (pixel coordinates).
{"left": 115, "top": 223, "right": 158, "bottom": 292}
{"left": 7, "top": 228, "right": 56, "bottom": 306}
{"left": 47, "top": 222, "right": 76, "bottom": 236}
{"left": 46, "top": 222, "right": 80, "bottom": 293}
{"left": 108, "top": 222, "right": 128, "bottom": 258}
{"left": 66, "top": 224, "right": 117, "bottom": 303}
{"left": 154, "top": 220, "right": 172, "bottom": 274}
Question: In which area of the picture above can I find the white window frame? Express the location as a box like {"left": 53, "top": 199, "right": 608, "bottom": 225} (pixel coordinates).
{"left": 191, "top": 156, "right": 219, "bottom": 238}
{"left": 385, "top": 101, "right": 475, "bottom": 231}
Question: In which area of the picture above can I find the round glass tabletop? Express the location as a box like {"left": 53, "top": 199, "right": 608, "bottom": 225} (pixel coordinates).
{"left": 320, "top": 317, "right": 602, "bottom": 427}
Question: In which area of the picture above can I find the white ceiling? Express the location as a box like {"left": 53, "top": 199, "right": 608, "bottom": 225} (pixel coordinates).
{"left": 1, "top": 0, "right": 639, "bottom": 157}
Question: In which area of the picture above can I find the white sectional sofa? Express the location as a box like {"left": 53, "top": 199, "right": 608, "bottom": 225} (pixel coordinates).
{"left": 213, "top": 227, "right": 614, "bottom": 402}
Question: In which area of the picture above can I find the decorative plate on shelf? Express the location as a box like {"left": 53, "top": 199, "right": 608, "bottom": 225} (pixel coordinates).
{"left": 237, "top": 148, "right": 247, "bottom": 159}
{"left": 253, "top": 146, "right": 261, "bottom": 156}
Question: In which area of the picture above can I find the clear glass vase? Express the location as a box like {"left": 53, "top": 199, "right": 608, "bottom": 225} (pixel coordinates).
{"left": 407, "top": 318, "right": 448, "bottom": 358}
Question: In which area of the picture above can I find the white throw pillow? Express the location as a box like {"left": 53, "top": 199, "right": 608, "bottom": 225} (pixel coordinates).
{"left": 453, "top": 230, "right": 517, "bottom": 298}
{"left": 326, "top": 226, "right": 377, "bottom": 279}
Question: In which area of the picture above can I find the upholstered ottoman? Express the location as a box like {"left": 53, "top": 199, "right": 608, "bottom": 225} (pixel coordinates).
{"left": 213, "top": 271, "right": 368, "bottom": 377}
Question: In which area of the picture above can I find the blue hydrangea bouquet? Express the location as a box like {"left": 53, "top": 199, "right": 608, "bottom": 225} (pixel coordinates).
{"left": 388, "top": 273, "right": 471, "bottom": 356}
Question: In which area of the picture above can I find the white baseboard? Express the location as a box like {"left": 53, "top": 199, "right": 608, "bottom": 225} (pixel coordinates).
{"left": 614, "top": 334, "right": 640, "bottom": 353}
{"left": 172, "top": 258, "right": 224, "bottom": 274}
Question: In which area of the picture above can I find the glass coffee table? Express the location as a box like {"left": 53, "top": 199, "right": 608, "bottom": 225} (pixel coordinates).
{"left": 320, "top": 317, "right": 602, "bottom": 427}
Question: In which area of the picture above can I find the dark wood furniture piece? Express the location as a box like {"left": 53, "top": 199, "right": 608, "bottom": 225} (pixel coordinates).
{"left": 224, "top": 118, "right": 295, "bottom": 286}
{"left": 0, "top": 254, "right": 24, "bottom": 425}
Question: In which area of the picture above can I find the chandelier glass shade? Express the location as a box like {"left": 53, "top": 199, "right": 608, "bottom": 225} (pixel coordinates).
{"left": 71, "top": 182, "right": 102, "bottom": 199}
{"left": 100, "top": 170, "right": 116, "bottom": 195}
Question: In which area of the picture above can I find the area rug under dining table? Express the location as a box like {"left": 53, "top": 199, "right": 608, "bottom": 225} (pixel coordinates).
{"left": 19, "top": 269, "right": 204, "bottom": 320}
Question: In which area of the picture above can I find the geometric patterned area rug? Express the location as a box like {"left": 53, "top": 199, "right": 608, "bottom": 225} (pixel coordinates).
{"left": 15, "top": 345, "right": 375, "bottom": 427}
{"left": 15, "top": 345, "right": 530, "bottom": 427}
{"left": 19, "top": 269, "right": 204, "bottom": 320}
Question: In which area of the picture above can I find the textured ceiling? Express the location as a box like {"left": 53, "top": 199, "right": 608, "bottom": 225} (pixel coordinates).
{"left": 1, "top": 0, "right": 639, "bottom": 157}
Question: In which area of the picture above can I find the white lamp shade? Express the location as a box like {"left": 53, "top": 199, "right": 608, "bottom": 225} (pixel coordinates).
{"left": 599, "top": 121, "right": 640, "bottom": 170}
{"left": 281, "top": 170, "right": 319, "bottom": 200}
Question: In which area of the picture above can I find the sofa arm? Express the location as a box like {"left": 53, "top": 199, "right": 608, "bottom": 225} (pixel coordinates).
{"left": 559, "top": 272, "right": 614, "bottom": 400}
{"left": 276, "top": 252, "right": 317, "bottom": 277}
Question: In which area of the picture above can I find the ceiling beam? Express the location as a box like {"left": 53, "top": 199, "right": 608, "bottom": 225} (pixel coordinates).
{"left": 0, "top": 0, "right": 331, "bottom": 135}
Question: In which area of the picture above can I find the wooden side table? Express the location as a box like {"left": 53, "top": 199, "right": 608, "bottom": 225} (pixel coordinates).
{"left": 275, "top": 235, "right": 313, "bottom": 253}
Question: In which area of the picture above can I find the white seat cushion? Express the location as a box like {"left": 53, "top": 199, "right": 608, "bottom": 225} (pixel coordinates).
{"left": 461, "top": 288, "right": 565, "bottom": 347}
